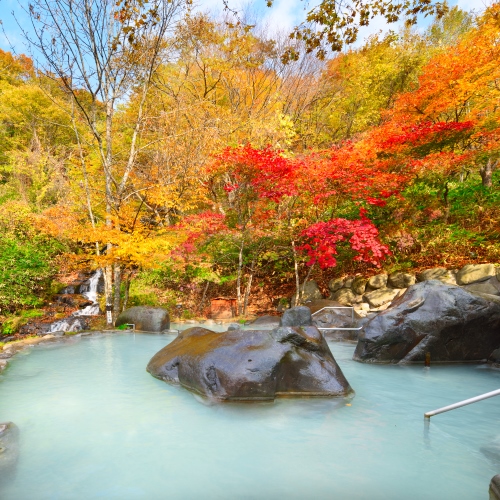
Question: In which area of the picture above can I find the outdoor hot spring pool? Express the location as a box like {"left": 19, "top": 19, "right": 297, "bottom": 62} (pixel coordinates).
{"left": 1, "top": 329, "right": 499, "bottom": 499}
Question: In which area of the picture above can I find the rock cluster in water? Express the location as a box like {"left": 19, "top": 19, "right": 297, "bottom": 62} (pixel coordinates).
{"left": 353, "top": 280, "right": 500, "bottom": 364}
{"left": 147, "top": 307, "right": 352, "bottom": 401}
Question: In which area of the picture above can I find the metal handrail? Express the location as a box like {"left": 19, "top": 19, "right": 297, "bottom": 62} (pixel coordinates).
{"left": 311, "top": 306, "right": 363, "bottom": 331}
{"left": 424, "top": 388, "right": 500, "bottom": 419}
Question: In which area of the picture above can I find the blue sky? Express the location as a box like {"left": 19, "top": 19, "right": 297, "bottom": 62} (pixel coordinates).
{"left": 0, "top": 0, "right": 487, "bottom": 55}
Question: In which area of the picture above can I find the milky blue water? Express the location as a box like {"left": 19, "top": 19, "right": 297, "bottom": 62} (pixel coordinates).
{"left": 0, "top": 331, "right": 499, "bottom": 500}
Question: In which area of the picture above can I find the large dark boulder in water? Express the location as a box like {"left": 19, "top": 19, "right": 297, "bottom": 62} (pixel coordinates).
{"left": 147, "top": 326, "right": 352, "bottom": 401}
{"left": 116, "top": 306, "right": 170, "bottom": 332}
{"left": 353, "top": 280, "right": 500, "bottom": 364}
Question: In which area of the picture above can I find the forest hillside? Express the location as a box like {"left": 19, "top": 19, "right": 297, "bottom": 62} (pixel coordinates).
{"left": 1, "top": 3, "right": 499, "bottom": 333}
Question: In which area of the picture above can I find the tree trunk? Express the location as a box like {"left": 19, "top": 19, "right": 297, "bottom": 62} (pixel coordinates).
{"left": 300, "top": 263, "right": 315, "bottom": 304}
{"left": 236, "top": 239, "right": 244, "bottom": 316}
{"left": 291, "top": 241, "right": 300, "bottom": 306}
{"left": 122, "top": 277, "right": 131, "bottom": 312}
{"left": 480, "top": 158, "right": 498, "bottom": 188}
{"left": 198, "top": 281, "right": 210, "bottom": 314}
{"left": 113, "top": 264, "right": 122, "bottom": 322}
{"left": 243, "top": 259, "right": 255, "bottom": 316}
{"left": 104, "top": 264, "right": 113, "bottom": 326}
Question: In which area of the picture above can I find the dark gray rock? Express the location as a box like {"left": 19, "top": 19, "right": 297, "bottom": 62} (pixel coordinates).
{"left": 0, "top": 422, "right": 19, "bottom": 487}
{"left": 147, "top": 326, "right": 353, "bottom": 401}
{"left": 388, "top": 272, "right": 416, "bottom": 289}
{"left": 227, "top": 323, "right": 242, "bottom": 331}
{"left": 116, "top": 306, "right": 170, "bottom": 332}
{"left": 489, "top": 348, "right": 500, "bottom": 368}
{"left": 354, "top": 280, "right": 500, "bottom": 364}
{"left": 280, "top": 306, "right": 313, "bottom": 327}
{"left": 490, "top": 475, "right": 500, "bottom": 500}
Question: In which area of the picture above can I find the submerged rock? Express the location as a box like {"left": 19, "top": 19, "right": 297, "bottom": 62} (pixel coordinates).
{"left": 147, "top": 326, "right": 352, "bottom": 401}
{"left": 354, "top": 280, "right": 500, "bottom": 364}
{"left": 116, "top": 306, "right": 170, "bottom": 332}
{"left": 481, "top": 436, "right": 500, "bottom": 463}
{"left": 0, "top": 422, "right": 19, "bottom": 486}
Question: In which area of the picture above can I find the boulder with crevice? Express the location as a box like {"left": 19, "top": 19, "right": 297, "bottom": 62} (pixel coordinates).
{"left": 354, "top": 280, "right": 500, "bottom": 364}
{"left": 147, "top": 326, "right": 353, "bottom": 401}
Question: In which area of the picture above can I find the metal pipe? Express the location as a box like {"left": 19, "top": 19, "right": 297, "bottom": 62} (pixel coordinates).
{"left": 311, "top": 306, "right": 363, "bottom": 332}
{"left": 318, "top": 327, "right": 364, "bottom": 331}
{"left": 424, "top": 388, "right": 500, "bottom": 419}
{"left": 311, "top": 306, "right": 354, "bottom": 316}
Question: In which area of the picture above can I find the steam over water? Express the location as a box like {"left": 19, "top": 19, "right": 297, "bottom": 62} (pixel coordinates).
{"left": 0, "top": 333, "right": 499, "bottom": 499}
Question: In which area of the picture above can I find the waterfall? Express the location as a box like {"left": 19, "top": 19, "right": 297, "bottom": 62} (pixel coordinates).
{"left": 49, "top": 270, "right": 103, "bottom": 333}
{"left": 73, "top": 269, "right": 102, "bottom": 316}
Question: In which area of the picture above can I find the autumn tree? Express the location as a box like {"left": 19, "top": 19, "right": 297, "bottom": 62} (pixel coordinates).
{"left": 370, "top": 3, "right": 500, "bottom": 189}
{"left": 269, "top": 0, "right": 448, "bottom": 60}
{"left": 24, "top": 0, "right": 191, "bottom": 322}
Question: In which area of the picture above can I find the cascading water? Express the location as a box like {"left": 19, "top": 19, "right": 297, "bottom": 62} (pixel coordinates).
{"left": 49, "top": 270, "right": 103, "bottom": 332}
{"left": 73, "top": 270, "right": 102, "bottom": 317}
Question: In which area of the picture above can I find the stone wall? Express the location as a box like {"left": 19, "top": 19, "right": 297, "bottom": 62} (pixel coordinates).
{"left": 296, "top": 264, "right": 500, "bottom": 318}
